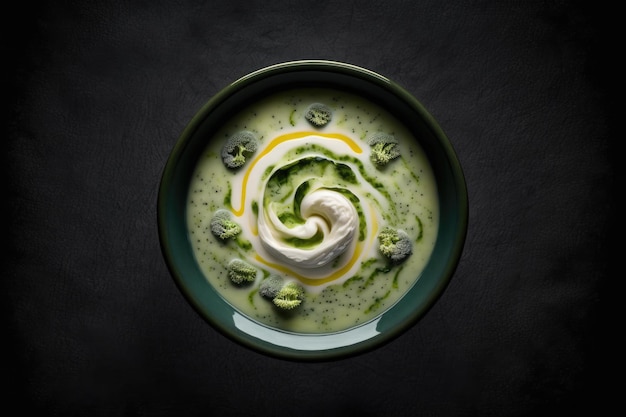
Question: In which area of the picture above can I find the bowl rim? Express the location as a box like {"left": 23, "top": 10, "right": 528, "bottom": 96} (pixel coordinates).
{"left": 158, "top": 59, "right": 468, "bottom": 361}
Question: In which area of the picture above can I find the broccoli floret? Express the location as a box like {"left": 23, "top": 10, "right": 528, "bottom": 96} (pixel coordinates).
{"left": 210, "top": 209, "right": 242, "bottom": 240}
{"left": 272, "top": 281, "right": 304, "bottom": 310}
{"left": 227, "top": 258, "right": 258, "bottom": 285}
{"left": 378, "top": 226, "right": 413, "bottom": 263}
{"left": 259, "top": 274, "right": 285, "bottom": 299}
{"left": 304, "top": 103, "right": 333, "bottom": 127}
{"left": 367, "top": 133, "right": 400, "bottom": 167}
{"left": 221, "top": 130, "right": 259, "bottom": 169}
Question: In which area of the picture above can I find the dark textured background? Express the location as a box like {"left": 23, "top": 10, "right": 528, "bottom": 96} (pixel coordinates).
{"left": 4, "top": 1, "right": 617, "bottom": 416}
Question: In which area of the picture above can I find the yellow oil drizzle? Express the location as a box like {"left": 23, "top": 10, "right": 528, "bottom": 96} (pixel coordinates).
{"left": 254, "top": 241, "right": 365, "bottom": 286}
{"left": 369, "top": 203, "right": 379, "bottom": 236}
{"left": 231, "top": 131, "right": 362, "bottom": 217}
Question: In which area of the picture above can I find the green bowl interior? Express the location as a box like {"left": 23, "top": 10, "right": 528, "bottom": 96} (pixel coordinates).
{"left": 158, "top": 61, "right": 468, "bottom": 361}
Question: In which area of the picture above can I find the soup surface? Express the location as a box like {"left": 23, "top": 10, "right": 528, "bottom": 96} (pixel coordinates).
{"left": 186, "top": 87, "right": 439, "bottom": 333}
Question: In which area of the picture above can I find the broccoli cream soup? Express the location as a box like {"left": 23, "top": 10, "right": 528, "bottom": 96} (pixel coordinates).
{"left": 186, "top": 87, "right": 439, "bottom": 333}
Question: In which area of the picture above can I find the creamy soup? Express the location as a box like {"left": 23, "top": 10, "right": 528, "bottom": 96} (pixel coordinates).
{"left": 186, "top": 87, "right": 439, "bottom": 333}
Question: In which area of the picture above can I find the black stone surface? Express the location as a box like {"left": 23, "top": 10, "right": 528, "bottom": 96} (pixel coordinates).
{"left": 4, "top": 1, "right": 617, "bottom": 416}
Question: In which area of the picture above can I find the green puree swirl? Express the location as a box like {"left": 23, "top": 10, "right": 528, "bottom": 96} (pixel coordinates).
{"left": 263, "top": 154, "right": 367, "bottom": 245}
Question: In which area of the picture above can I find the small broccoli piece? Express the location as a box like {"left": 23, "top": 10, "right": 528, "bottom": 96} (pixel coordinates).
{"left": 367, "top": 133, "right": 400, "bottom": 167}
{"left": 304, "top": 103, "right": 333, "bottom": 127}
{"left": 258, "top": 274, "right": 285, "bottom": 299}
{"left": 272, "top": 281, "right": 304, "bottom": 310}
{"left": 221, "top": 130, "right": 259, "bottom": 169}
{"left": 227, "top": 258, "right": 258, "bottom": 285}
{"left": 378, "top": 226, "right": 413, "bottom": 263}
{"left": 210, "top": 209, "right": 242, "bottom": 240}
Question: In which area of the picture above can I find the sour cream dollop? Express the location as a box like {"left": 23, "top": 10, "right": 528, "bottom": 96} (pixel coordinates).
{"left": 258, "top": 188, "right": 359, "bottom": 269}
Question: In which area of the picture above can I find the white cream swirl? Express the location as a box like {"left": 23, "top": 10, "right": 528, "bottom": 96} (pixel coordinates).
{"left": 258, "top": 188, "right": 359, "bottom": 269}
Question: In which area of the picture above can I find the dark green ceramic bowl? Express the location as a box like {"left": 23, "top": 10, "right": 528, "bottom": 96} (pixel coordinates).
{"left": 158, "top": 60, "right": 468, "bottom": 361}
